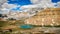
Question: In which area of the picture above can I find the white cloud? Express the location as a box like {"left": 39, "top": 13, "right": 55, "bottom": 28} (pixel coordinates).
{"left": 30, "top": 0, "right": 55, "bottom": 8}
{"left": 0, "top": 0, "right": 20, "bottom": 11}
{"left": 2, "top": 3, "right": 19, "bottom": 9}
{"left": 20, "top": 5, "right": 41, "bottom": 10}
{"left": 56, "top": 2, "right": 60, "bottom": 8}
{"left": 20, "top": 0, "right": 55, "bottom": 11}
{"left": 30, "top": 0, "right": 51, "bottom": 4}
{"left": 0, "top": 0, "right": 7, "bottom": 9}
{"left": 30, "top": 0, "right": 42, "bottom": 4}
{"left": 0, "top": 2, "right": 21, "bottom": 14}
{"left": 0, "top": 0, "right": 7, "bottom": 4}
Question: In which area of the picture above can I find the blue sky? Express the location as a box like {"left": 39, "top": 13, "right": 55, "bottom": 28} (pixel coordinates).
{"left": 8, "top": 0, "right": 60, "bottom": 6}
{"left": 52, "top": 0, "right": 60, "bottom": 3}
{"left": 7, "top": 0, "right": 60, "bottom": 11}
{"left": 8, "top": 0, "right": 32, "bottom": 6}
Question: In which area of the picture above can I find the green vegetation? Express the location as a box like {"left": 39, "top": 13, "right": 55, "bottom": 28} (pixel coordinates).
{"left": 31, "top": 25, "right": 60, "bottom": 27}
{"left": 0, "top": 21, "right": 9, "bottom": 27}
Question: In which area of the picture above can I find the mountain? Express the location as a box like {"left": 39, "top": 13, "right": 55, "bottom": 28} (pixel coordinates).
{"left": 25, "top": 8, "right": 60, "bottom": 26}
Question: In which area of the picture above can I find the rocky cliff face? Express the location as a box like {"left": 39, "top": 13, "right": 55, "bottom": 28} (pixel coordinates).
{"left": 25, "top": 8, "right": 60, "bottom": 26}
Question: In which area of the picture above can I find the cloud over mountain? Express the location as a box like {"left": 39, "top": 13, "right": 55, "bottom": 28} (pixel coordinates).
{"left": 20, "top": 0, "right": 55, "bottom": 12}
